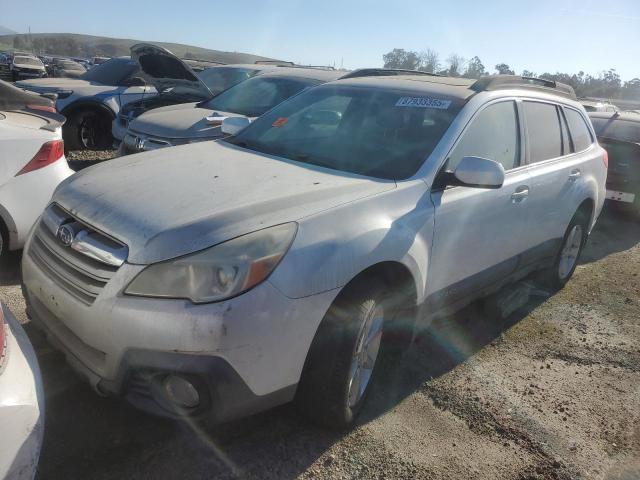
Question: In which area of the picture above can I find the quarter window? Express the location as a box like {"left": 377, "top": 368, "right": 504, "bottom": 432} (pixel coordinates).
{"left": 448, "top": 101, "right": 520, "bottom": 171}
{"left": 523, "top": 101, "right": 563, "bottom": 162}
{"left": 564, "top": 108, "right": 593, "bottom": 152}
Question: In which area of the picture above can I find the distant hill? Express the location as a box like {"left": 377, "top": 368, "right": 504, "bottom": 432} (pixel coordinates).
{"left": 0, "top": 32, "right": 280, "bottom": 64}
{"left": 0, "top": 26, "right": 16, "bottom": 36}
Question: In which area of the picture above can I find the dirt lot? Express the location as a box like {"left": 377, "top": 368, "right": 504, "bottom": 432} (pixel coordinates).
{"left": 1, "top": 207, "right": 638, "bottom": 480}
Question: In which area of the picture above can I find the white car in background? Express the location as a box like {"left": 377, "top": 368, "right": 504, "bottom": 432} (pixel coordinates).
{"left": 0, "top": 303, "right": 44, "bottom": 480}
{"left": 10, "top": 55, "right": 47, "bottom": 82}
{"left": 0, "top": 80, "right": 74, "bottom": 259}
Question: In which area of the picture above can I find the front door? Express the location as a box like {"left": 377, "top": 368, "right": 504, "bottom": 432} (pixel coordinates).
{"left": 427, "top": 100, "right": 531, "bottom": 308}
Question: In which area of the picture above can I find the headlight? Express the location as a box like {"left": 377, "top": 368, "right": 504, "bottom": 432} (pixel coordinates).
{"left": 125, "top": 223, "right": 297, "bottom": 303}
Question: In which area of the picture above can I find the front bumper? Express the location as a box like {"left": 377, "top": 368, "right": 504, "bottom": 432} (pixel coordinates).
{"left": 0, "top": 304, "right": 44, "bottom": 480}
{"left": 21, "top": 246, "right": 338, "bottom": 421}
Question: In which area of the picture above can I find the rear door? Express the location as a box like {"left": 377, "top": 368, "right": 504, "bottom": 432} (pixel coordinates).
{"left": 428, "top": 100, "right": 531, "bottom": 307}
{"left": 520, "top": 101, "right": 593, "bottom": 267}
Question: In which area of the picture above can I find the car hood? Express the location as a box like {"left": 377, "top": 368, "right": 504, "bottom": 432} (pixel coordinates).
{"left": 52, "top": 141, "right": 395, "bottom": 264}
{"left": 131, "top": 43, "right": 212, "bottom": 102}
{"left": 129, "top": 102, "right": 244, "bottom": 140}
{"left": 13, "top": 61, "right": 45, "bottom": 70}
{"left": 16, "top": 78, "right": 95, "bottom": 91}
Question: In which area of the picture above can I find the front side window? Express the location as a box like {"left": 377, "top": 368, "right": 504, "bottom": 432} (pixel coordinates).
{"left": 225, "top": 85, "right": 462, "bottom": 180}
{"left": 205, "top": 76, "right": 317, "bottom": 117}
{"left": 564, "top": 108, "right": 593, "bottom": 152}
{"left": 523, "top": 101, "right": 562, "bottom": 162}
{"left": 447, "top": 101, "right": 520, "bottom": 171}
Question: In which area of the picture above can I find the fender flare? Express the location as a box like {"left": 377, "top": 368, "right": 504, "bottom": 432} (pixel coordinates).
{"left": 60, "top": 99, "right": 116, "bottom": 121}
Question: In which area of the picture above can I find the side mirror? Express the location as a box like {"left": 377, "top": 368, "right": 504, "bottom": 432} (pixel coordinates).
{"left": 221, "top": 116, "right": 251, "bottom": 136}
{"left": 123, "top": 76, "right": 146, "bottom": 87}
{"left": 452, "top": 156, "right": 505, "bottom": 189}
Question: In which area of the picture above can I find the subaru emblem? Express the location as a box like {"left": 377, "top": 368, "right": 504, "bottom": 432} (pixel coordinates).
{"left": 57, "top": 224, "right": 75, "bottom": 247}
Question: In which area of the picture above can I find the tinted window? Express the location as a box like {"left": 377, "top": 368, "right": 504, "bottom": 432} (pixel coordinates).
{"left": 564, "top": 108, "right": 593, "bottom": 152}
{"left": 590, "top": 118, "right": 640, "bottom": 143}
{"left": 448, "top": 101, "right": 519, "bottom": 171}
{"left": 524, "top": 101, "right": 562, "bottom": 162}
{"left": 204, "top": 76, "right": 317, "bottom": 117}
{"left": 198, "top": 67, "right": 259, "bottom": 96}
{"left": 81, "top": 58, "right": 139, "bottom": 85}
{"left": 225, "top": 85, "right": 461, "bottom": 180}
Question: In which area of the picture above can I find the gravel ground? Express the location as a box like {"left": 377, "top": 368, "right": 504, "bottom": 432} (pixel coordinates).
{"left": 0, "top": 206, "right": 638, "bottom": 480}
{"left": 65, "top": 149, "right": 118, "bottom": 171}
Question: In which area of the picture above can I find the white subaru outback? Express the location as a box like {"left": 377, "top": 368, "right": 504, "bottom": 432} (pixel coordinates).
{"left": 21, "top": 73, "right": 606, "bottom": 428}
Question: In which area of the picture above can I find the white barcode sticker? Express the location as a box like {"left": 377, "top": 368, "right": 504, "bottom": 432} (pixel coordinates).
{"left": 395, "top": 96, "right": 452, "bottom": 109}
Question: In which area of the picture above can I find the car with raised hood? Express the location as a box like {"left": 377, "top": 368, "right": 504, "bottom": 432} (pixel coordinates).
{"left": 22, "top": 73, "right": 606, "bottom": 428}
{"left": 119, "top": 66, "right": 342, "bottom": 155}
{"left": 589, "top": 110, "right": 640, "bottom": 217}
{"left": 0, "top": 80, "right": 74, "bottom": 259}
{"left": 10, "top": 55, "right": 46, "bottom": 81}
{"left": 112, "top": 45, "right": 278, "bottom": 146}
{"left": 0, "top": 303, "right": 45, "bottom": 480}
{"left": 15, "top": 55, "right": 155, "bottom": 150}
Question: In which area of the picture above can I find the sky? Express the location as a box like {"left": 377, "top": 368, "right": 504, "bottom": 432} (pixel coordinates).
{"left": 1, "top": 0, "right": 639, "bottom": 80}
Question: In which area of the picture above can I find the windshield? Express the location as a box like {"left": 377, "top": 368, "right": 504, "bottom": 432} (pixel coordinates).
{"left": 204, "top": 76, "right": 317, "bottom": 117}
{"left": 14, "top": 56, "right": 42, "bottom": 67}
{"left": 227, "top": 85, "right": 461, "bottom": 179}
{"left": 81, "top": 57, "right": 138, "bottom": 85}
{"left": 197, "top": 67, "right": 260, "bottom": 95}
{"left": 591, "top": 117, "right": 640, "bottom": 142}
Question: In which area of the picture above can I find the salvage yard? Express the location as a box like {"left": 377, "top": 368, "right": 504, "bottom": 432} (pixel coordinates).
{"left": 0, "top": 207, "right": 638, "bottom": 480}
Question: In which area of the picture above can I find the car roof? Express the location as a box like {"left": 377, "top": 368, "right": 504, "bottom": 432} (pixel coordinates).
{"left": 588, "top": 111, "right": 640, "bottom": 123}
{"left": 250, "top": 66, "right": 343, "bottom": 82}
{"left": 328, "top": 73, "right": 577, "bottom": 103}
{"left": 332, "top": 74, "right": 477, "bottom": 100}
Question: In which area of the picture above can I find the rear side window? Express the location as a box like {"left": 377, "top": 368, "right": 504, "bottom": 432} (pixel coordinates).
{"left": 523, "top": 101, "right": 562, "bottom": 162}
{"left": 564, "top": 108, "right": 593, "bottom": 152}
{"left": 448, "top": 101, "right": 520, "bottom": 171}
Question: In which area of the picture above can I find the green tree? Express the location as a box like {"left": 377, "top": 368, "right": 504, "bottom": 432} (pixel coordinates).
{"left": 382, "top": 48, "right": 420, "bottom": 70}
{"left": 446, "top": 54, "right": 465, "bottom": 77}
{"left": 12, "top": 35, "right": 24, "bottom": 49}
{"left": 464, "top": 56, "right": 486, "bottom": 78}
{"left": 495, "top": 63, "right": 515, "bottom": 75}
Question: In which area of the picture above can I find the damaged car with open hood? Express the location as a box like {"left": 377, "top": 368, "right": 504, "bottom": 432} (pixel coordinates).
{"left": 112, "top": 44, "right": 276, "bottom": 146}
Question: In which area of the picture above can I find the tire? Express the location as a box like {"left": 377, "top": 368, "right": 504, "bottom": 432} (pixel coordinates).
{"left": 296, "top": 278, "right": 410, "bottom": 429}
{"left": 540, "top": 209, "right": 589, "bottom": 291}
{"left": 64, "top": 109, "right": 113, "bottom": 151}
{"left": 0, "top": 219, "right": 8, "bottom": 260}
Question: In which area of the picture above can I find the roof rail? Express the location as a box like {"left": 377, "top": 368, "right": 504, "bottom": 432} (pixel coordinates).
{"left": 340, "top": 68, "right": 442, "bottom": 79}
{"left": 255, "top": 60, "right": 295, "bottom": 66}
{"left": 471, "top": 75, "right": 577, "bottom": 99}
{"left": 278, "top": 64, "right": 336, "bottom": 71}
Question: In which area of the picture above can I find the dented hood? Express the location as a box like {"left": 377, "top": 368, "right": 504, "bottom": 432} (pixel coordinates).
{"left": 131, "top": 43, "right": 213, "bottom": 101}
{"left": 52, "top": 141, "right": 395, "bottom": 264}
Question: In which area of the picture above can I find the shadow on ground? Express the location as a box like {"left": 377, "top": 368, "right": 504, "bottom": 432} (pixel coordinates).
{"left": 0, "top": 249, "right": 21, "bottom": 286}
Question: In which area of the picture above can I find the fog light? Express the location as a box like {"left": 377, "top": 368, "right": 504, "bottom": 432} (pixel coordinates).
{"left": 163, "top": 375, "right": 200, "bottom": 409}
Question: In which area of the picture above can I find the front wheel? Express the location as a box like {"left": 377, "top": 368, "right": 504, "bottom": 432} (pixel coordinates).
{"left": 296, "top": 280, "right": 395, "bottom": 429}
{"left": 64, "top": 109, "right": 113, "bottom": 151}
{"left": 541, "top": 210, "right": 589, "bottom": 291}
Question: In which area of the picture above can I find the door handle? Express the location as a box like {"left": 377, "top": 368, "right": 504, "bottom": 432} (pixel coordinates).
{"left": 511, "top": 186, "right": 529, "bottom": 203}
{"left": 568, "top": 169, "right": 581, "bottom": 181}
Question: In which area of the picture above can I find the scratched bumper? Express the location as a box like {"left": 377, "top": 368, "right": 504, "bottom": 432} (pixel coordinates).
{"left": 21, "top": 239, "right": 337, "bottom": 408}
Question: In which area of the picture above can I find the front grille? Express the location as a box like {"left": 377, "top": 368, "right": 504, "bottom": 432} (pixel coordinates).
{"left": 28, "top": 204, "right": 127, "bottom": 305}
